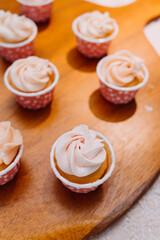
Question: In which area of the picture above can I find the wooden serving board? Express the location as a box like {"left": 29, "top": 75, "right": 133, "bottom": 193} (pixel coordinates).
{"left": 0, "top": 0, "right": 160, "bottom": 239}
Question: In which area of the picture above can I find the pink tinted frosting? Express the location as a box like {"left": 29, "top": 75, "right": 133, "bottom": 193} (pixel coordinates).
{"left": 0, "top": 121, "right": 23, "bottom": 166}
{"left": 78, "top": 11, "right": 115, "bottom": 39}
{"left": 100, "top": 50, "right": 146, "bottom": 87}
{"left": 55, "top": 125, "right": 106, "bottom": 177}
{"left": 0, "top": 10, "right": 33, "bottom": 43}
{"left": 9, "top": 56, "right": 53, "bottom": 93}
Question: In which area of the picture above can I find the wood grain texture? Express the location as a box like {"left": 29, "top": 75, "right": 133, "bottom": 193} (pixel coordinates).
{"left": 0, "top": 0, "right": 160, "bottom": 239}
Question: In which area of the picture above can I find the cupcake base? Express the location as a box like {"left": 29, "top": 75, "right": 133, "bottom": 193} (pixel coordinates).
{"left": 62, "top": 182, "right": 98, "bottom": 193}
{"left": 14, "top": 89, "right": 54, "bottom": 109}
{"left": 0, "top": 41, "right": 34, "bottom": 62}
{"left": 0, "top": 161, "right": 20, "bottom": 185}
{"left": 100, "top": 81, "right": 137, "bottom": 104}
{"left": 19, "top": 1, "right": 53, "bottom": 22}
{"left": 76, "top": 36, "right": 111, "bottom": 58}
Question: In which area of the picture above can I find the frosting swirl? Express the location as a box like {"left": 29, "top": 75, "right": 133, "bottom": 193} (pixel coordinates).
{"left": 0, "top": 121, "right": 23, "bottom": 166}
{"left": 0, "top": 10, "right": 33, "bottom": 44}
{"left": 9, "top": 56, "right": 54, "bottom": 93}
{"left": 100, "top": 50, "right": 146, "bottom": 87}
{"left": 78, "top": 11, "right": 115, "bottom": 39}
{"left": 55, "top": 125, "right": 107, "bottom": 177}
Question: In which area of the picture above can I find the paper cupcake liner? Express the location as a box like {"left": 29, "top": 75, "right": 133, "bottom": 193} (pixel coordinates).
{"left": 100, "top": 81, "right": 138, "bottom": 104}
{"left": 14, "top": 89, "right": 54, "bottom": 109}
{"left": 0, "top": 41, "right": 34, "bottom": 62}
{"left": 0, "top": 144, "right": 23, "bottom": 185}
{"left": 97, "top": 55, "right": 149, "bottom": 104}
{"left": 4, "top": 61, "right": 59, "bottom": 110}
{"left": 0, "top": 18, "right": 37, "bottom": 62}
{"left": 76, "top": 36, "right": 111, "bottom": 58}
{"left": 62, "top": 182, "right": 98, "bottom": 193}
{"left": 72, "top": 13, "right": 119, "bottom": 58}
{"left": 50, "top": 131, "right": 115, "bottom": 193}
{"left": 17, "top": 0, "right": 54, "bottom": 22}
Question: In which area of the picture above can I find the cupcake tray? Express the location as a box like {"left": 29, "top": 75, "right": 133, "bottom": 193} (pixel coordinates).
{"left": 0, "top": 0, "right": 160, "bottom": 239}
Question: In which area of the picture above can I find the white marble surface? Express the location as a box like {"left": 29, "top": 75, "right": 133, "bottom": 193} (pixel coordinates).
{"left": 91, "top": 175, "right": 160, "bottom": 240}
{"left": 144, "top": 18, "right": 160, "bottom": 57}
{"left": 85, "top": 0, "right": 136, "bottom": 8}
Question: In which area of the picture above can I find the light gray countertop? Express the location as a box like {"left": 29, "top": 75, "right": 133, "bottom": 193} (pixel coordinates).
{"left": 91, "top": 175, "right": 160, "bottom": 240}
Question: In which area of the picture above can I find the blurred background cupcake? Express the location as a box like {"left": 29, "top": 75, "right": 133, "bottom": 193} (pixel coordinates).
{"left": 97, "top": 50, "right": 149, "bottom": 104}
{"left": 72, "top": 11, "right": 119, "bottom": 58}
{"left": 0, "top": 10, "right": 37, "bottom": 62}
{"left": 17, "top": 0, "right": 54, "bottom": 23}
{"left": 0, "top": 121, "right": 23, "bottom": 185}
{"left": 50, "top": 125, "right": 115, "bottom": 193}
{"left": 4, "top": 56, "right": 59, "bottom": 109}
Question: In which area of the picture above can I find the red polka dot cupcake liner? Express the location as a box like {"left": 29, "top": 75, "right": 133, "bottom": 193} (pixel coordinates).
{"left": 62, "top": 182, "right": 97, "bottom": 193}
{"left": 17, "top": 0, "right": 54, "bottom": 22}
{"left": 0, "top": 144, "right": 23, "bottom": 185}
{"left": 72, "top": 14, "right": 119, "bottom": 58}
{"left": 75, "top": 36, "right": 111, "bottom": 58}
{"left": 96, "top": 56, "right": 149, "bottom": 104}
{"left": 13, "top": 89, "right": 55, "bottom": 109}
{"left": 50, "top": 131, "right": 115, "bottom": 194}
{"left": 0, "top": 19, "right": 37, "bottom": 62}
{"left": 4, "top": 61, "right": 59, "bottom": 110}
{"left": 99, "top": 81, "right": 139, "bottom": 104}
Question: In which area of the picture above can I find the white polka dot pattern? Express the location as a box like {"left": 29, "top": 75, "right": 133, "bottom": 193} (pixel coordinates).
{"left": 62, "top": 182, "right": 98, "bottom": 193}
{"left": 20, "top": 2, "right": 53, "bottom": 22}
{"left": 0, "top": 41, "right": 34, "bottom": 62}
{"left": 0, "top": 161, "right": 20, "bottom": 185}
{"left": 100, "top": 81, "right": 138, "bottom": 104}
{"left": 76, "top": 36, "right": 110, "bottom": 58}
{"left": 14, "top": 89, "right": 54, "bottom": 109}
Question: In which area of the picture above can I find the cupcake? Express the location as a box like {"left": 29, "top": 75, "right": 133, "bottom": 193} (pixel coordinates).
{"left": 72, "top": 11, "right": 119, "bottom": 58}
{"left": 96, "top": 50, "right": 149, "bottom": 104}
{"left": 0, "top": 10, "right": 37, "bottom": 62}
{"left": 50, "top": 125, "right": 115, "bottom": 193}
{"left": 17, "top": 0, "right": 54, "bottom": 22}
{"left": 4, "top": 56, "right": 59, "bottom": 109}
{"left": 0, "top": 121, "right": 23, "bottom": 185}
